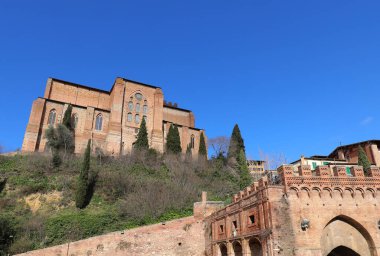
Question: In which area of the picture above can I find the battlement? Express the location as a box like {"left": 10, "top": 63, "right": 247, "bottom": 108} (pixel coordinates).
{"left": 278, "top": 165, "right": 380, "bottom": 199}
{"left": 230, "top": 165, "right": 380, "bottom": 203}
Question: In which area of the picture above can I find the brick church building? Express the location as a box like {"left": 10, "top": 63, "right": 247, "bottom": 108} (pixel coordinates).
{"left": 22, "top": 77, "right": 206, "bottom": 156}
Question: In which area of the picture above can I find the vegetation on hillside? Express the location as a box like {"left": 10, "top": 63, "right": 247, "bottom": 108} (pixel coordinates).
{"left": 0, "top": 149, "right": 244, "bottom": 255}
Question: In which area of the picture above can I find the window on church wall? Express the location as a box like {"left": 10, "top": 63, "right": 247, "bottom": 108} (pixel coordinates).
{"left": 135, "top": 93, "right": 143, "bottom": 101}
{"left": 95, "top": 114, "right": 103, "bottom": 131}
{"left": 128, "top": 101, "right": 133, "bottom": 111}
{"left": 127, "top": 112, "right": 132, "bottom": 122}
{"left": 191, "top": 135, "right": 195, "bottom": 149}
{"left": 143, "top": 115, "right": 147, "bottom": 122}
{"left": 72, "top": 114, "right": 79, "bottom": 129}
{"left": 48, "top": 109, "right": 56, "bottom": 125}
{"left": 135, "top": 114, "right": 140, "bottom": 124}
{"left": 135, "top": 103, "right": 140, "bottom": 113}
{"left": 143, "top": 104, "right": 148, "bottom": 114}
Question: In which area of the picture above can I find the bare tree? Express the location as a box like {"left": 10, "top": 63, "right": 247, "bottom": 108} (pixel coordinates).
{"left": 258, "top": 149, "right": 287, "bottom": 171}
{"left": 208, "top": 136, "right": 230, "bottom": 158}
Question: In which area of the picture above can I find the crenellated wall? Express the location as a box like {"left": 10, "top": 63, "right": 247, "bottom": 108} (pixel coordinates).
{"left": 207, "top": 165, "right": 380, "bottom": 256}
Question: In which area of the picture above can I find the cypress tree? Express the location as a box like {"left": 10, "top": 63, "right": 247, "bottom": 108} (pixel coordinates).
{"left": 134, "top": 118, "right": 149, "bottom": 150}
{"left": 186, "top": 143, "right": 192, "bottom": 156}
{"left": 358, "top": 145, "right": 371, "bottom": 175}
{"left": 237, "top": 149, "right": 252, "bottom": 189}
{"left": 166, "top": 124, "right": 182, "bottom": 154}
{"left": 199, "top": 132, "right": 207, "bottom": 157}
{"left": 75, "top": 139, "right": 91, "bottom": 209}
{"left": 62, "top": 104, "right": 73, "bottom": 130}
{"left": 227, "top": 124, "right": 245, "bottom": 159}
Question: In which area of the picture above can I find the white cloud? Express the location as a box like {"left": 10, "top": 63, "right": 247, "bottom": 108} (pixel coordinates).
{"left": 360, "top": 116, "right": 374, "bottom": 126}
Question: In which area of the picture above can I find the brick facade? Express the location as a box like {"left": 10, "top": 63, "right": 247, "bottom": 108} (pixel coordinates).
{"left": 206, "top": 165, "right": 380, "bottom": 256}
{"left": 22, "top": 77, "right": 206, "bottom": 156}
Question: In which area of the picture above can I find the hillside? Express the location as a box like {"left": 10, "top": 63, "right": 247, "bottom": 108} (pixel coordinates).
{"left": 0, "top": 151, "right": 244, "bottom": 255}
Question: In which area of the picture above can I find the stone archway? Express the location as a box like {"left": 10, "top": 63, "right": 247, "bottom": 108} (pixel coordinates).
{"left": 327, "top": 246, "right": 360, "bottom": 256}
{"left": 233, "top": 241, "right": 243, "bottom": 256}
{"left": 219, "top": 244, "right": 227, "bottom": 256}
{"left": 249, "top": 238, "right": 263, "bottom": 256}
{"left": 321, "top": 215, "right": 377, "bottom": 256}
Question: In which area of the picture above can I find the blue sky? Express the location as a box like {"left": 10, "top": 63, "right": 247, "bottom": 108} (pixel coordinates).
{"left": 0, "top": 1, "right": 379, "bottom": 162}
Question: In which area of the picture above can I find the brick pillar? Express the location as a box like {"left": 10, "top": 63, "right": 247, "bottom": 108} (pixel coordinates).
{"left": 227, "top": 242, "right": 234, "bottom": 256}
{"left": 315, "top": 166, "right": 331, "bottom": 177}
{"left": 151, "top": 88, "right": 164, "bottom": 152}
{"left": 22, "top": 98, "right": 46, "bottom": 152}
{"left": 333, "top": 166, "right": 347, "bottom": 177}
{"left": 337, "top": 149, "right": 345, "bottom": 160}
{"left": 298, "top": 165, "right": 312, "bottom": 176}
{"left": 242, "top": 239, "right": 250, "bottom": 256}
{"left": 106, "top": 79, "right": 124, "bottom": 155}
{"left": 370, "top": 144, "right": 380, "bottom": 167}
{"left": 368, "top": 167, "right": 380, "bottom": 178}
{"left": 351, "top": 166, "right": 364, "bottom": 177}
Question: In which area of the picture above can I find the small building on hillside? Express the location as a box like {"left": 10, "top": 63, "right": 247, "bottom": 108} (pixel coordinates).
{"left": 247, "top": 160, "right": 266, "bottom": 179}
{"left": 328, "top": 140, "right": 380, "bottom": 167}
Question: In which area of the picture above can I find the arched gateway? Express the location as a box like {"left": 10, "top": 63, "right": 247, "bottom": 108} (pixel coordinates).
{"left": 321, "top": 215, "right": 377, "bottom": 256}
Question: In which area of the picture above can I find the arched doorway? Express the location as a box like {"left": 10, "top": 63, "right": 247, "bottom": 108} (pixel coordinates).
{"left": 219, "top": 244, "right": 227, "bottom": 256}
{"left": 233, "top": 241, "right": 243, "bottom": 256}
{"left": 328, "top": 246, "right": 360, "bottom": 256}
{"left": 321, "top": 215, "right": 377, "bottom": 256}
{"left": 249, "top": 238, "right": 263, "bottom": 256}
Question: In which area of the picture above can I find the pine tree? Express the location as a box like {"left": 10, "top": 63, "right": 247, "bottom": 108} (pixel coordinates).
{"left": 358, "top": 145, "right": 371, "bottom": 175}
{"left": 62, "top": 104, "right": 73, "bottom": 130}
{"left": 134, "top": 118, "right": 149, "bottom": 150}
{"left": 227, "top": 124, "right": 245, "bottom": 159}
{"left": 166, "top": 124, "right": 182, "bottom": 154}
{"left": 76, "top": 139, "right": 91, "bottom": 209}
{"left": 199, "top": 132, "right": 207, "bottom": 157}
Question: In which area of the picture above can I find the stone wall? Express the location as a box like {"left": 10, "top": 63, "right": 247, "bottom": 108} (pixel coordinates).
{"left": 17, "top": 216, "right": 206, "bottom": 256}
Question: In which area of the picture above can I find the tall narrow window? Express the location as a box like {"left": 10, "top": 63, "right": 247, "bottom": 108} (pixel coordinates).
{"left": 72, "top": 114, "right": 79, "bottom": 129}
{"left": 143, "top": 104, "right": 148, "bottom": 114}
{"left": 48, "top": 109, "right": 56, "bottom": 125}
{"left": 191, "top": 135, "right": 195, "bottom": 149}
{"left": 136, "top": 103, "right": 140, "bottom": 113}
{"left": 143, "top": 115, "right": 147, "bottom": 121}
{"left": 128, "top": 101, "right": 134, "bottom": 111}
{"left": 127, "top": 112, "right": 132, "bottom": 122}
{"left": 135, "top": 114, "right": 140, "bottom": 124}
{"left": 95, "top": 114, "right": 103, "bottom": 131}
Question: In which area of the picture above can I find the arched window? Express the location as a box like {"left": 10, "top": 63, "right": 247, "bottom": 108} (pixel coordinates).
{"left": 72, "top": 114, "right": 79, "bottom": 129}
{"left": 135, "top": 114, "right": 140, "bottom": 124}
{"left": 127, "top": 112, "right": 132, "bottom": 122}
{"left": 191, "top": 135, "right": 195, "bottom": 149}
{"left": 143, "top": 104, "right": 148, "bottom": 114}
{"left": 135, "top": 103, "right": 140, "bottom": 113}
{"left": 48, "top": 109, "right": 56, "bottom": 125}
{"left": 128, "top": 101, "right": 133, "bottom": 111}
{"left": 143, "top": 115, "right": 147, "bottom": 122}
{"left": 95, "top": 114, "right": 103, "bottom": 131}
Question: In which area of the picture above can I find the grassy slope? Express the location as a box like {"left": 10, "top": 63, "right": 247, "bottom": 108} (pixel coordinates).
{"left": 0, "top": 152, "right": 242, "bottom": 255}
